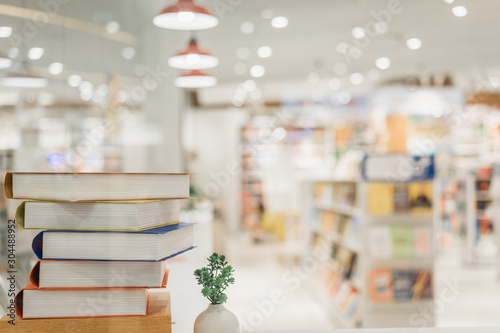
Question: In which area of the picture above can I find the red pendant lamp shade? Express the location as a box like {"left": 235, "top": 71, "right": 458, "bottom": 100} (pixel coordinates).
{"left": 153, "top": 0, "right": 219, "bottom": 31}
{"left": 168, "top": 39, "right": 219, "bottom": 70}
{"left": 174, "top": 69, "right": 217, "bottom": 88}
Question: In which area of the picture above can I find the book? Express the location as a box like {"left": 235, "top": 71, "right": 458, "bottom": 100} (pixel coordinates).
{"left": 393, "top": 183, "right": 409, "bottom": 212}
{"left": 16, "top": 200, "right": 182, "bottom": 230}
{"left": 367, "top": 269, "right": 393, "bottom": 302}
{"left": 414, "top": 227, "right": 432, "bottom": 256}
{"left": 391, "top": 225, "right": 414, "bottom": 258}
{"left": 367, "top": 183, "right": 394, "bottom": 215}
{"left": 4, "top": 172, "right": 190, "bottom": 201}
{"left": 15, "top": 283, "right": 160, "bottom": 319}
{"left": 367, "top": 226, "right": 393, "bottom": 259}
{"left": 412, "top": 270, "right": 433, "bottom": 300}
{"left": 32, "top": 223, "right": 194, "bottom": 261}
{"left": 393, "top": 270, "right": 414, "bottom": 301}
{"left": 408, "top": 182, "right": 433, "bottom": 214}
{"left": 30, "top": 260, "right": 169, "bottom": 289}
{"left": 1, "top": 292, "right": 172, "bottom": 333}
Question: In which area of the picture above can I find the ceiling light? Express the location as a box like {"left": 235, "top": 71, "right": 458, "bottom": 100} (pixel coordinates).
{"left": 243, "top": 79, "right": 257, "bottom": 92}
{"left": 368, "top": 69, "right": 380, "bottom": 80}
{"left": 236, "top": 47, "right": 250, "bottom": 60}
{"left": 48, "top": 62, "right": 64, "bottom": 75}
{"left": 257, "top": 46, "right": 273, "bottom": 58}
{"left": 250, "top": 65, "right": 265, "bottom": 78}
{"left": 79, "top": 81, "right": 93, "bottom": 93}
{"left": 351, "top": 27, "right": 365, "bottom": 39}
{"left": 489, "top": 76, "right": 500, "bottom": 88}
{"left": 2, "top": 66, "right": 48, "bottom": 88}
{"left": 168, "top": 39, "right": 219, "bottom": 70}
{"left": 175, "top": 70, "right": 217, "bottom": 88}
{"left": 336, "top": 42, "right": 348, "bottom": 54}
{"left": 0, "top": 54, "right": 12, "bottom": 69}
{"left": 0, "top": 26, "right": 12, "bottom": 38}
{"left": 443, "top": 0, "right": 454, "bottom": 4}
{"left": 452, "top": 6, "right": 467, "bottom": 17}
{"left": 28, "top": 47, "right": 45, "bottom": 60}
{"left": 375, "top": 57, "right": 391, "bottom": 70}
{"left": 338, "top": 91, "right": 351, "bottom": 105}
{"left": 122, "top": 47, "right": 136, "bottom": 60}
{"left": 233, "top": 63, "right": 246, "bottom": 75}
{"left": 105, "top": 21, "right": 120, "bottom": 34}
{"left": 349, "top": 73, "right": 363, "bottom": 85}
{"left": 406, "top": 38, "right": 422, "bottom": 50}
{"left": 153, "top": 0, "right": 219, "bottom": 31}
{"left": 261, "top": 9, "right": 273, "bottom": 19}
{"left": 271, "top": 16, "right": 288, "bottom": 28}
{"left": 240, "top": 21, "right": 255, "bottom": 34}
{"left": 67, "top": 74, "right": 82, "bottom": 87}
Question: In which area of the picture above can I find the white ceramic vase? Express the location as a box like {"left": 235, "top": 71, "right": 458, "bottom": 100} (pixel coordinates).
{"left": 194, "top": 303, "right": 240, "bottom": 333}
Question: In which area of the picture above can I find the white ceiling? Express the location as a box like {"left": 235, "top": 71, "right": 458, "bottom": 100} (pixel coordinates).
{"left": 0, "top": 0, "right": 499, "bottom": 104}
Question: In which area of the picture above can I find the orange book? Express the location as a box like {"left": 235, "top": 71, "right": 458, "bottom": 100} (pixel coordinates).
{"left": 367, "top": 269, "right": 394, "bottom": 302}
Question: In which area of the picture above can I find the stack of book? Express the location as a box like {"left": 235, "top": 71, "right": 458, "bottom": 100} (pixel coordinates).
{"left": 2, "top": 172, "right": 193, "bottom": 333}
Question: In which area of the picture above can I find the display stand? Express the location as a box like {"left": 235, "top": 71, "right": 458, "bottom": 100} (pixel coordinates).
{"left": 304, "top": 155, "right": 437, "bottom": 328}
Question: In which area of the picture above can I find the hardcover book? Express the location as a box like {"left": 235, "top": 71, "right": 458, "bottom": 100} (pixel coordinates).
{"left": 32, "top": 223, "right": 194, "bottom": 261}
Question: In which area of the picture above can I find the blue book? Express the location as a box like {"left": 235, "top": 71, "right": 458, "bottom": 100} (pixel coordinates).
{"left": 32, "top": 223, "right": 194, "bottom": 261}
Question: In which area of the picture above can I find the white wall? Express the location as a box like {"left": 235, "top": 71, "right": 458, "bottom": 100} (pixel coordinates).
{"left": 183, "top": 107, "right": 249, "bottom": 233}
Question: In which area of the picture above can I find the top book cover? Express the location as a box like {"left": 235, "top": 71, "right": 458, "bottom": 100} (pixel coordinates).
{"left": 4, "top": 172, "right": 190, "bottom": 202}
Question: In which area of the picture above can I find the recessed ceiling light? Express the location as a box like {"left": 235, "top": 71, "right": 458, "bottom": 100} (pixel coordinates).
{"left": 233, "top": 63, "right": 247, "bottom": 75}
{"left": 67, "top": 74, "right": 82, "bottom": 87}
{"left": 240, "top": 21, "right": 255, "bottom": 34}
{"left": 336, "top": 42, "right": 348, "bottom": 54}
{"left": 271, "top": 16, "right": 288, "bottom": 28}
{"left": 406, "top": 38, "right": 422, "bottom": 50}
{"left": 349, "top": 73, "right": 363, "bottom": 85}
{"left": 257, "top": 46, "right": 273, "bottom": 58}
{"left": 122, "top": 47, "right": 136, "bottom": 60}
{"left": 307, "top": 72, "right": 320, "bottom": 84}
{"left": 106, "top": 21, "right": 120, "bottom": 34}
{"left": 443, "top": 0, "right": 455, "bottom": 4}
{"left": 48, "top": 62, "right": 64, "bottom": 75}
{"left": 351, "top": 27, "right": 365, "bottom": 39}
{"left": 375, "top": 57, "right": 391, "bottom": 70}
{"left": 452, "top": 6, "right": 468, "bottom": 17}
{"left": 0, "top": 54, "right": 12, "bottom": 69}
{"left": 338, "top": 91, "right": 351, "bottom": 105}
{"left": 250, "top": 65, "right": 265, "bottom": 78}
{"left": 243, "top": 79, "right": 257, "bottom": 92}
{"left": 0, "top": 26, "right": 12, "bottom": 38}
{"left": 28, "top": 47, "right": 45, "bottom": 60}
{"left": 489, "top": 76, "right": 500, "bottom": 88}
{"left": 79, "top": 81, "right": 93, "bottom": 93}
{"left": 261, "top": 9, "right": 273, "bottom": 19}
{"left": 236, "top": 47, "right": 250, "bottom": 60}
{"left": 329, "top": 78, "right": 341, "bottom": 90}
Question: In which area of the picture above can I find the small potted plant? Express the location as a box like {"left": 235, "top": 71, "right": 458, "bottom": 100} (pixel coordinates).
{"left": 193, "top": 253, "right": 239, "bottom": 333}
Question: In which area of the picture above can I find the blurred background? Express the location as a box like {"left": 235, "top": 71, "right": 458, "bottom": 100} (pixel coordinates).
{"left": 1, "top": 0, "right": 500, "bottom": 331}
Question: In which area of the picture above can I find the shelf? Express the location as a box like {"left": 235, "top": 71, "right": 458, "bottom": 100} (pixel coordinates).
{"left": 312, "top": 228, "right": 362, "bottom": 253}
{"left": 367, "top": 258, "right": 433, "bottom": 270}
{"left": 314, "top": 201, "right": 359, "bottom": 216}
{"left": 365, "top": 300, "right": 433, "bottom": 312}
{"left": 366, "top": 214, "right": 432, "bottom": 224}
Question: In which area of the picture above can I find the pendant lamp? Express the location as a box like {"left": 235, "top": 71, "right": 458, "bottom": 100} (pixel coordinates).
{"left": 174, "top": 70, "right": 217, "bottom": 88}
{"left": 168, "top": 39, "right": 219, "bottom": 70}
{"left": 2, "top": 62, "right": 48, "bottom": 88}
{"left": 0, "top": 53, "right": 12, "bottom": 69}
{"left": 153, "top": 0, "right": 219, "bottom": 31}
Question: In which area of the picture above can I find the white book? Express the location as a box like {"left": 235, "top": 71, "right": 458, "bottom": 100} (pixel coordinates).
{"left": 17, "top": 200, "right": 182, "bottom": 230}
{"left": 32, "top": 260, "right": 168, "bottom": 288}
{"left": 5, "top": 172, "right": 190, "bottom": 201}
{"left": 34, "top": 223, "right": 194, "bottom": 261}
{"left": 367, "top": 226, "right": 393, "bottom": 259}
{"left": 20, "top": 288, "right": 149, "bottom": 318}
